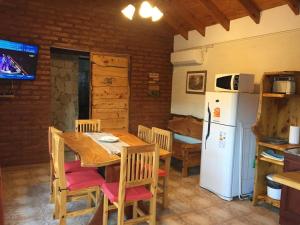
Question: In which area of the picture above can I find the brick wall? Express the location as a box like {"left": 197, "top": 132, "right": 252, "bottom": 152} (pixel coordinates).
{"left": 0, "top": 0, "right": 174, "bottom": 166}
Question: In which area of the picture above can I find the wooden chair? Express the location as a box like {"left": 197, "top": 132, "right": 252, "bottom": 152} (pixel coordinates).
{"left": 151, "top": 127, "right": 172, "bottom": 208}
{"left": 52, "top": 132, "right": 104, "bottom": 225}
{"left": 102, "top": 144, "right": 159, "bottom": 225}
{"left": 48, "top": 126, "right": 62, "bottom": 203}
{"left": 137, "top": 125, "right": 151, "bottom": 143}
{"left": 48, "top": 127, "right": 96, "bottom": 203}
{"left": 75, "top": 119, "right": 101, "bottom": 133}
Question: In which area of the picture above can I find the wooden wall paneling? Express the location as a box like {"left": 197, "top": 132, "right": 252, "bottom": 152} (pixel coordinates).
{"left": 238, "top": 0, "right": 261, "bottom": 23}
{"left": 285, "top": 0, "right": 300, "bottom": 15}
{"left": 198, "top": 0, "right": 230, "bottom": 30}
{"left": 91, "top": 53, "right": 129, "bottom": 131}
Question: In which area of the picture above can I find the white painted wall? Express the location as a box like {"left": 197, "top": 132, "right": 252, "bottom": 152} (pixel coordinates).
{"left": 171, "top": 5, "right": 300, "bottom": 119}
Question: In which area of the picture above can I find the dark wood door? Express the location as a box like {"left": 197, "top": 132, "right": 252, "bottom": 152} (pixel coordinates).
{"left": 280, "top": 152, "right": 300, "bottom": 225}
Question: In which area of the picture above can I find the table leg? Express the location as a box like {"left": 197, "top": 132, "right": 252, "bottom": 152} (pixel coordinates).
{"left": 88, "top": 165, "right": 119, "bottom": 225}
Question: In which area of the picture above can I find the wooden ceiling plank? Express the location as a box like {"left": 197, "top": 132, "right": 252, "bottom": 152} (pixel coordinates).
{"left": 171, "top": 0, "right": 206, "bottom": 36}
{"left": 286, "top": 0, "right": 300, "bottom": 15}
{"left": 198, "top": 0, "right": 230, "bottom": 31}
{"left": 238, "top": 0, "right": 261, "bottom": 23}
{"left": 153, "top": 1, "right": 189, "bottom": 39}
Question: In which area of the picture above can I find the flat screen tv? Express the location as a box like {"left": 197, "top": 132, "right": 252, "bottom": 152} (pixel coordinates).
{"left": 0, "top": 39, "right": 38, "bottom": 80}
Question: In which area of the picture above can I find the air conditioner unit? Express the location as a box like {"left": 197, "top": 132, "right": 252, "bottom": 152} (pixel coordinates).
{"left": 171, "top": 49, "right": 203, "bottom": 66}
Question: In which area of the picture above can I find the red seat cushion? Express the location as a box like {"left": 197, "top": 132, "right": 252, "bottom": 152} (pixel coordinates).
{"left": 66, "top": 170, "right": 105, "bottom": 191}
{"left": 144, "top": 163, "right": 167, "bottom": 177}
{"left": 64, "top": 160, "right": 97, "bottom": 173}
{"left": 158, "top": 168, "right": 167, "bottom": 177}
{"left": 102, "top": 182, "right": 152, "bottom": 203}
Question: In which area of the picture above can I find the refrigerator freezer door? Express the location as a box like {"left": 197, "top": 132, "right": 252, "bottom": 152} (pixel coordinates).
{"left": 204, "top": 92, "right": 239, "bottom": 126}
{"left": 200, "top": 121, "right": 236, "bottom": 200}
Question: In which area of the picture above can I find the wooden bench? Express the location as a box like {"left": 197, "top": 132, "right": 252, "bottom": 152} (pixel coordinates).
{"left": 168, "top": 115, "right": 203, "bottom": 177}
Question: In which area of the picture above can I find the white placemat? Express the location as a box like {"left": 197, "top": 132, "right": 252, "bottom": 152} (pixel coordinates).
{"left": 84, "top": 132, "right": 129, "bottom": 155}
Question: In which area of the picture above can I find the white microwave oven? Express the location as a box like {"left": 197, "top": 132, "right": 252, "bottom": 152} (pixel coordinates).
{"left": 215, "top": 73, "right": 254, "bottom": 93}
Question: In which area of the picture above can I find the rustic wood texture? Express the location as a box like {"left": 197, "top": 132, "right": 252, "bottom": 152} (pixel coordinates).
{"left": 60, "top": 131, "right": 171, "bottom": 168}
{"left": 168, "top": 116, "right": 203, "bottom": 177}
{"left": 168, "top": 116, "right": 203, "bottom": 139}
{"left": 91, "top": 53, "right": 129, "bottom": 131}
{"left": 151, "top": 127, "right": 172, "bottom": 208}
{"left": 137, "top": 125, "right": 152, "bottom": 143}
{"left": 286, "top": 0, "right": 300, "bottom": 14}
{"left": 252, "top": 71, "right": 300, "bottom": 208}
{"left": 75, "top": 119, "right": 101, "bottom": 133}
{"left": 137, "top": 0, "right": 298, "bottom": 38}
{"left": 52, "top": 133, "right": 100, "bottom": 225}
{"left": 48, "top": 126, "right": 63, "bottom": 203}
{"left": 103, "top": 144, "right": 159, "bottom": 225}
{"left": 238, "top": 0, "right": 261, "bottom": 23}
{"left": 279, "top": 151, "right": 300, "bottom": 225}
{"left": 151, "top": 127, "right": 172, "bottom": 152}
{"left": 273, "top": 171, "right": 300, "bottom": 191}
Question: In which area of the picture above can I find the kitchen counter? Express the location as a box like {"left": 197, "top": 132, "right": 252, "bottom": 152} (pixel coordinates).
{"left": 273, "top": 172, "right": 300, "bottom": 191}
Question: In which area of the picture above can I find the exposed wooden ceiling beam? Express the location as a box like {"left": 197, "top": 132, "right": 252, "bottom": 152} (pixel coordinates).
{"left": 238, "top": 0, "right": 261, "bottom": 24}
{"left": 153, "top": 0, "right": 189, "bottom": 39}
{"left": 198, "top": 0, "right": 230, "bottom": 31}
{"left": 169, "top": 0, "right": 206, "bottom": 36}
{"left": 286, "top": 0, "right": 300, "bottom": 15}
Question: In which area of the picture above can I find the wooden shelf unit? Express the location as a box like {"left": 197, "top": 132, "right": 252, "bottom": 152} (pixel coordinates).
{"left": 253, "top": 71, "right": 300, "bottom": 209}
{"left": 259, "top": 156, "right": 284, "bottom": 166}
{"left": 257, "top": 195, "right": 280, "bottom": 208}
{"left": 258, "top": 142, "right": 300, "bottom": 152}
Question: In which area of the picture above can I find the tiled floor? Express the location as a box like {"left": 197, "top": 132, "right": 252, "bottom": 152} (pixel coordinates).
{"left": 2, "top": 163, "right": 280, "bottom": 225}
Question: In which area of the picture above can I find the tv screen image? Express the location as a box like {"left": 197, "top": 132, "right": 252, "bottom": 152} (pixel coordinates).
{"left": 0, "top": 40, "right": 38, "bottom": 80}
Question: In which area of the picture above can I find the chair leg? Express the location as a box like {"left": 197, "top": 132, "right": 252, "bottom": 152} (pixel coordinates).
{"left": 117, "top": 202, "right": 125, "bottom": 225}
{"left": 53, "top": 180, "right": 59, "bottom": 219}
{"left": 49, "top": 161, "right": 54, "bottom": 203}
{"left": 133, "top": 201, "right": 138, "bottom": 219}
{"left": 149, "top": 198, "right": 157, "bottom": 225}
{"left": 103, "top": 196, "right": 109, "bottom": 225}
{"left": 162, "top": 176, "right": 168, "bottom": 208}
{"left": 59, "top": 217, "right": 66, "bottom": 225}
{"left": 59, "top": 190, "right": 67, "bottom": 225}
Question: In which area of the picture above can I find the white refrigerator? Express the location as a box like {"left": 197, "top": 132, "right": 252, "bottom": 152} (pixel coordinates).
{"left": 200, "top": 92, "right": 258, "bottom": 201}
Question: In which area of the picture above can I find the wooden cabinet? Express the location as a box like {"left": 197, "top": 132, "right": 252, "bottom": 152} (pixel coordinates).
{"left": 279, "top": 152, "right": 300, "bottom": 225}
{"left": 252, "top": 71, "right": 300, "bottom": 209}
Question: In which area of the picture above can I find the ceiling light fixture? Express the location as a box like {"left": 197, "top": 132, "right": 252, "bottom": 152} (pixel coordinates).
{"left": 139, "top": 1, "right": 153, "bottom": 18}
{"left": 151, "top": 6, "right": 163, "bottom": 22}
{"left": 121, "top": 4, "right": 136, "bottom": 20}
{"left": 121, "top": 1, "right": 163, "bottom": 22}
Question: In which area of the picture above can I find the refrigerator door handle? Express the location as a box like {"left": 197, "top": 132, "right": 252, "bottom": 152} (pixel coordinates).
{"left": 205, "top": 103, "right": 211, "bottom": 149}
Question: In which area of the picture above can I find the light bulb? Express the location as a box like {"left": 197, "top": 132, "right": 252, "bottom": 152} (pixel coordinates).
{"left": 121, "top": 4, "right": 135, "bottom": 20}
{"left": 152, "top": 6, "right": 163, "bottom": 22}
{"left": 139, "top": 1, "right": 153, "bottom": 18}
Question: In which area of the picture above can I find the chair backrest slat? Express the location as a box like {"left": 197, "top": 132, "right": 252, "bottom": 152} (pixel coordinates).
{"left": 75, "top": 119, "right": 101, "bottom": 133}
{"left": 151, "top": 127, "right": 172, "bottom": 152}
{"left": 137, "top": 125, "right": 151, "bottom": 143}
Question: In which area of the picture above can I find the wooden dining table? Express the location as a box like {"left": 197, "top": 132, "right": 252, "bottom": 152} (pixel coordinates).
{"left": 60, "top": 130, "right": 171, "bottom": 225}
